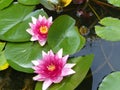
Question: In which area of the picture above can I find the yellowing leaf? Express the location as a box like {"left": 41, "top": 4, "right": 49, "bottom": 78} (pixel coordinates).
{"left": 0, "top": 51, "right": 9, "bottom": 71}
{"left": 0, "top": 62, "right": 9, "bottom": 71}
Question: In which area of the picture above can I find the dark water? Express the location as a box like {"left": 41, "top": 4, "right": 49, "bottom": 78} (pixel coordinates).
{"left": 74, "top": 38, "right": 120, "bottom": 90}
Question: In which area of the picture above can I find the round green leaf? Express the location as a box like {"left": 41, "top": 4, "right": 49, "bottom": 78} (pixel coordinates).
{"left": 0, "top": 3, "right": 48, "bottom": 42}
{"left": 4, "top": 42, "right": 50, "bottom": 73}
{"left": 18, "top": 0, "right": 40, "bottom": 5}
{"left": 98, "top": 71, "right": 120, "bottom": 90}
{"left": 48, "top": 15, "right": 81, "bottom": 55}
{"left": 107, "top": 0, "right": 120, "bottom": 7}
{"left": 35, "top": 54, "right": 94, "bottom": 90}
{"left": 95, "top": 17, "right": 120, "bottom": 41}
{"left": 0, "top": 51, "right": 9, "bottom": 71}
{"left": 0, "top": 0, "right": 13, "bottom": 10}
{"left": 0, "top": 42, "right": 5, "bottom": 51}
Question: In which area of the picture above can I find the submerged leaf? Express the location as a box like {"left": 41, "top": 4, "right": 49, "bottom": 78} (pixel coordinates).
{"left": 95, "top": 17, "right": 120, "bottom": 41}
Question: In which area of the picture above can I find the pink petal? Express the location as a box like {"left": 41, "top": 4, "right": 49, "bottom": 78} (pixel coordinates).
{"left": 42, "top": 51, "right": 47, "bottom": 58}
{"left": 32, "top": 60, "right": 39, "bottom": 65}
{"left": 42, "top": 79, "right": 52, "bottom": 90}
{"left": 48, "top": 50, "right": 54, "bottom": 56}
{"left": 62, "top": 55, "right": 69, "bottom": 65}
{"left": 61, "top": 68, "right": 75, "bottom": 76}
{"left": 38, "top": 40, "right": 46, "bottom": 46}
{"left": 38, "top": 15, "right": 43, "bottom": 22}
{"left": 26, "top": 29, "right": 34, "bottom": 35}
{"left": 31, "top": 17, "right": 37, "bottom": 24}
{"left": 30, "top": 36, "right": 38, "bottom": 41}
{"left": 56, "top": 48, "right": 63, "bottom": 58}
{"left": 33, "top": 75, "right": 45, "bottom": 81}
{"left": 52, "top": 77, "right": 63, "bottom": 83}
{"left": 64, "top": 63, "right": 76, "bottom": 68}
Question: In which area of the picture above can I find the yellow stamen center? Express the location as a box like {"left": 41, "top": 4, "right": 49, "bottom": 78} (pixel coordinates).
{"left": 39, "top": 26, "right": 48, "bottom": 34}
{"left": 47, "top": 64, "right": 56, "bottom": 71}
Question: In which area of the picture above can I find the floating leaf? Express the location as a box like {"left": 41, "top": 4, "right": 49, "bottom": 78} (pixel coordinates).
{"left": 0, "top": 0, "right": 13, "bottom": 10}
{"left": 35, "top": 54, "right": 94, "bottom": 90}
{"left": 107, "top": 0, "right": 120, "bottom": 7}
{"left": 95, "top": 17, "right": 120, "bottom": 41}
{"left": 98, "top": 71, "right": 120, "bottom": 90}
{"left": 48, "top": 15, "right": 82, "bottom": 55}
{"left": 18, "top": 0, "right": 40, "bottom": 5}
{"left": 40, "top": 0, "right": 55, "bottom": 10}
{"left": 0, "top": 3, "right": 48, "bottom": 42}
{"left": 0, "top": 51, "right": 9, "bottom": 71}
{"left": 0, "top": 42, "right": 5, "bottom": 51}
{"left": 4, "top": 42, "right": 50, "bottom": 73}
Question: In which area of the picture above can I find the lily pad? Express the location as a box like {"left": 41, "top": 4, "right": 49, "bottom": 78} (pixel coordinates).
{"left": 0, "top": 51, "right": 9, "bottom": 71}
{"left": 98, "top": 71, "right": 120, "bottom": 90}
{"left": 0, "top": 42, "right": 5, "bottom": 51}
{"left": 95, "top": 17, "right": 120, "bottom": 41}
{"left": 48, "top": 15, "right": 82, "bottom": 55}
{"left": 107, "top": 0, "right": 120, "bottom": 7}
{"left": 35, "top": 54, "right": 94, "bottom": 90}
{"left": 4, "top": 42, "right": 50, "bottom": 73}
{"left": 0, "top": 0, "right": 13, "bottom": 10}
{"left": 18, "top": 0, "right": 40, "bottom": 5}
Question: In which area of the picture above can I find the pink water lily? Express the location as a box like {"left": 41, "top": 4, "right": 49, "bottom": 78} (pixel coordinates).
{"left": 32, "top": 49, "right": 75, "bottom": 90}
{"left": 26, "top": 15, "right": 53, "bottom": 46}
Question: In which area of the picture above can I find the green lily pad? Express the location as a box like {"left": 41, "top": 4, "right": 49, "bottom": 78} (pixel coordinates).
{"left": 0, "top": 3, "right": 48, "bottom": 42}
{"left": 95, "top": 17, "right": 120, "bottom": 41}
{"left": 107, "top": 0, "right": 120, "bottom": 7}
{"left": 35, "top": 54, "right": 94, "bottom": 90}
{"left": 48, "top": 15, "right": 83, "bottom": 55}
{"left": 0, "top": 42, "right": 5, "bottom": 51}
{"left": 0, "top": 51, "right": 9, "bottom": 71}
{"left": 4, "top": 42, "right": 50, "bottom": 73}
{"left": 98, "top": 71, "right": 120, "bottom": 90}
{"left": 0, "top": 0, "right": 13, "bottom": 10}
{"left": 18, "top": 0, "right": 40, "bottom": 5}
{"left": 40, "top": 0, "right": 55, "bottom": 10}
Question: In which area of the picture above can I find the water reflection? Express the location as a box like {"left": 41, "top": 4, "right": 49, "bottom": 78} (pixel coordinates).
{"left": 74, "top": 38, "right": 120, "bottom": 90}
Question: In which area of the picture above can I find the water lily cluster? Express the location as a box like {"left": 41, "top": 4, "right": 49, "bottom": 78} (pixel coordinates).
{"left": 0, "top": 0, "right": 94, "bottom": 90}
{"left": 26, "top": 15, "right": 76, "bottom": 89}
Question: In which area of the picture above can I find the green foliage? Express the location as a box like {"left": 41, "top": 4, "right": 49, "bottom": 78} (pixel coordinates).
{"left": 48, "top": 15, "right": 85, "bottom": 55}
{"left": 95, "top": 17, "right": 120, "bottom": 41}
{"left": 107, "top": 0, "right": 120, "bottom": 7}
{"left": 40, "top": 0, "right": 55, "bottom": 10}
{"left": 4, "top": 42, "right": 50, "bottom": 73}
{"left": 0, "top": 3, "right": 48, "bottom": 42}
{"left": 35, "top": 54, "right": 94, "bottom": 90}
{"left": 98, "top": 72, "right": 120, "bottom": 90}
{"left": 0, "top": 0, "right": 13, "bottom": 10}
{"left": 18, "top": 0, "right": 40, "bottom": 5}
{"left": 0, "top": 42, "right": 8, "bottom": 71}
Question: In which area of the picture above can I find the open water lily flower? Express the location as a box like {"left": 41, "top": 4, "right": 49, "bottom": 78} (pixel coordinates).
{"left": 26, "top": 15, "right": 53, "bottom": 46}
{"left": 32, "top": 49, "right": 75, "bottom": 90}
